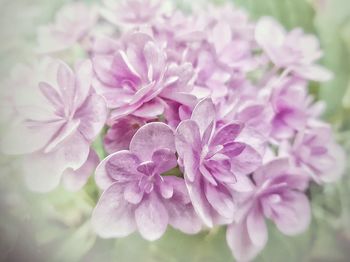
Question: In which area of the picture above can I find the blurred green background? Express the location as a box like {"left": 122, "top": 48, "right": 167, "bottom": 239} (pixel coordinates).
{"left": 0, "top": 0, "right": 349, "bottom": 261}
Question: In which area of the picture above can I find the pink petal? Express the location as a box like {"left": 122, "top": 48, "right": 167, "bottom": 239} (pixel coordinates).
{"left": 57, "top": 62, "right": 75, "bottom": 102}
{"left": 76, "top": 94, "right": 107, "bottom": 141}
{"left": 205, "top": 182, "right": 235, "bottom": 220}
{"left": 75, "top": 60, "right": 94, "bottom": 109}
{"left": 62, "top": 149, "right": 99, "bottom": 191}
{"left": 159, "top": 180, "right": 174, "bottom": 199}
{"left": 175, "top": 119, "right": 201, "bottom": 157}
{"left": 92, "top": 183, "right": 136, "bottom": 238}
{"left": 130, "top": 122, "right": 175, "bottom": 161}
{"left": 1, "top": 119, "right": 63, "bottom": 155}
{"left": 272, "top": 191, "right": 311, "bottom": 236}
{"left": 92, "top": 55, "right": 116, "bottom": 86}
{"left": 132, "top": 98, "right": 165, "bottom": 118}
{"left": 231, "top": 144, "right": 262, "bottom": 176}
{"left": 191, "top": 98, "right": 216, "bottom": 137}
{"left": 134, "top": 192, "right": 169, "bottom": 241}
{"left": 255, "top": 17, "right": 286, "bottom": 49}
{"left": 165, "top": 178, "right": 202, "bottom": 234}
{"left": 211, "top": 122, "right": 243, "bottom": 146}
{"left": 293, "top": 64, "right": 333, "bottom": 82}
{"left": 152, "top": 148, "right": 177, "bottom": 174}
{"left": 186, "top": 175, "right": 213, "bottom": 227}
{"left": 247, "top": 206, "right": 268, "bottom": 247}
{"left": 54, "top": 131, "right": 90, "bottom": 171}
{"left": 226, "top": 218, "right": 266, "bottom": 262}
{"left": 105, "top": 150, "right": 141, "bottom": 182}
{"left": 124, "top": 182, "right": 144, "bottom": 204}
{"left": 44, "top": 119, "right": 81, "bottom": 153}
{"left": 95, "top": 153, "right": 119, "bottom": 190}
{"left": 183, "top": 150, "right": 200, "bottom": 182}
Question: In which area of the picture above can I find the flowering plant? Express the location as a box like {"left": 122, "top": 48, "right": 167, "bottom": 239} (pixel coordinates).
{"left": 1, "top": 0, "right": 346, "bottom": 261}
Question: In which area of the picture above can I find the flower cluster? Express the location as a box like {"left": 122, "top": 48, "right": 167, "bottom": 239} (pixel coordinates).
{"left": 1, "top": 1, "right": 345, "bottom": 261}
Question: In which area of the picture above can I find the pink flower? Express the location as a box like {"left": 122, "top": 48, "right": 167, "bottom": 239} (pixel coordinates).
{"left": 1, "top": 59, "right": 107, "bottom": 192}
{"left": 255, "top": 16, "right": 332, "bottom": 82}
{"left": 175, "top": 98, "right": 263, "bottom": 227}
{"left": 37, "top": 2, "right": 98, "bottom": 53}
{"left": 93, "top": 122, "right": 201, "bottom": 240}
{"left": 270, "top": 77, "right": 325, "bottom": 139}
{"left": 92, "top": 32, "right": 196, "bottom": 123}
{"left": 285, "top": 123, "right": 346, "bottom": 183}
{"left": 227, "top": 158, "right": 311, "bottom": 261}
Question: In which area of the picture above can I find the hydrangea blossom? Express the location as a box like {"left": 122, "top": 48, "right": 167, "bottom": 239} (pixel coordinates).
{"left": 283, "top": 123, "right": 346, "bottom": 183}
{"left": 92, "top": 32, "right": 195, "bottom": 123}
{"left": 2, "top": 0, "right": 346, "bottom": 260}
{"left": 1, "top": 59, "right": 106, "bottom": 192}
{"left": 175, "top": 98, "right": 263, "bottom": 226}
{"left": 226, "top": 159, "right": 311, "bottom": 261}
{"left": 270, "top": 77, "right": 324, "bottom": 140}
{"left": 93, "top": 122, "right": 201, "bottom": 240}
{"left": 255, "top": 16, "right": 333, "bottom": 82}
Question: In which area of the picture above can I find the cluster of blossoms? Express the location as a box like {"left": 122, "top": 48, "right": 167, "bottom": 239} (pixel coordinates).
{"left": 1, "top": 1, "right": 345, "bottom": 261}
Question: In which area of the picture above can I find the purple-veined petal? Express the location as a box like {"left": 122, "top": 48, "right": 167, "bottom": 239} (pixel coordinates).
{"left": 130, "top": 122, "right": 175, "bottom": 161}
{"left": 211, "top": 122, "right": 243, "bottom": 146}
{"left": 175, "top": 119, "right": 201, "bottom": 157}
{"left": 106, "top": 150, "right": 141, "bottom": 181}
{"left": 152, "top": 148, "right": 177, "bottom": 175}
{"left": 191, "top": 98, "right": 216, "bottom": 137}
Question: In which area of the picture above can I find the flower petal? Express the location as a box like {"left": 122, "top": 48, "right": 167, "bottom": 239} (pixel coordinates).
{"left": 62, "top": 149, "right": 99, "bottom": 191}
{"left": 130, "top": 122, "right": 175, "bottom": 161}
{"left": 92, "top": 183, "right": 136, "bottom": 238}
{"left": 152, "top": 148, "right": 177, "bottom": 175}
{"left": 175, "top": 119, "right": 201, "bottom": 157}
{"left": 135, "top": 192, "right": 169, "bottom": 241}
{"left": 106, "top": 151, "right": 141, "bottom": 181}
{"left": 76, "top": 94, "right": 107, "bottom": 141}
{"left": 226, "top": 218, "right": 266, "bottom": 262}
{"left": 191, "top": 98, "right": 216, "bottom": 137}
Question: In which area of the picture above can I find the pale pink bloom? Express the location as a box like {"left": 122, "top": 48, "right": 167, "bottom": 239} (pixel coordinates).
{"left": 227, "top": 158, "right": 310, "bottom": 261}
{"left": 255, "top": 16, "right": 332, "bottom": 82}
{"left": 175, "top": 99, "right": 264, "bottom": 227}
{"left": 37, "top": 2, "right": 98, "bottom": 53}
{"left": 1, "top": 59, "right": 107, "bottom": 192}
{"left": 270, "top": 77, "right": 325, "bottom": 139}
{"left": 284, "top": 122, "right": 346, "bottom": 183}
{"left": 92, "top": 32, "right": 196, "bottom": 123}
{"left": 93, "top": 123, "right": 201, "bottom": 240}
